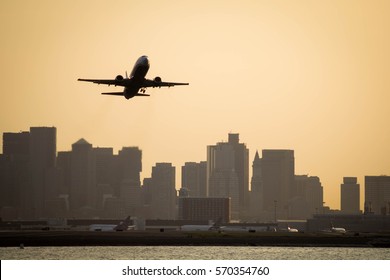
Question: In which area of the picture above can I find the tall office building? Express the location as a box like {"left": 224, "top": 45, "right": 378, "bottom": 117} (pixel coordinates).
{"left": 365, "top": 176, "right": 390, "bottom": 215}
{"left": 228, "top": 134, "right": 249, "bottom": 217}
{"left": 70, "top": 138, "right": 97, "bottom": 218}
{"left": 118, "top": 147, "right": 142, "bottom": 186}
{"left": 1, "top": 131, "right": 30, "bottom": 219}
{"left": 181, "top": 161, "right": 207, "bottom": 197}
{"left": 249, "top": 151, "right": 263, "bottom": 219}
{"left": 3, "top": 131, "right": 30, "bottom": 156}
{"left": 208, "top": 142, "right": 239, "bottom": 219}
{"left": 292, "top": 175, "right": 323, "bottom": 219}
{"left": 305, "top": 176, "right": 323, "bottom": 215}
{"left": 207, "top": 133, "right": 249, "bottom": 219}
{"left": 94, "top": 147, "right": 114, "bottom": 187}
{"left": 29, "top": 127, "right": 56, "bottom": 219}
{"left": 116, "top": 147, "right": 142, "bottom": 218}
{"left": 261, "top": 150, "right": 294, "bottom": 220}
{"left": 57, "top": 151, "right": 72, "bottom": 195}
{"left": 149, "top": 163, "right": 177, "bottom": 219}
{"left": 341, "top": 177, "right": 360, "bottom": 214}
{"left": 93, "top": 147, "right": 114, "bottom": 214}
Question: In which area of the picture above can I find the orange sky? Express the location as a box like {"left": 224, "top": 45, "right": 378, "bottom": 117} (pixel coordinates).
{"left": 1, "top": 0, "right": 389, "bottom": 210}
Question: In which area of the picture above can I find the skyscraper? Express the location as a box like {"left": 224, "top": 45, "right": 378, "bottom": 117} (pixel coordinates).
{"left": 3, "top": 131, "right": 30, "bottom": 156}
{"left": 57, "top": 151, "right": 72, "bottom": 195}
{"left": 305, "top": 176, "right": 323, "bottom": 215}
{"left": 341, "top": 177, "right": 360, "bottom": 214}
{"left": 260, "top": 150, "right": 294, "bottom": 220}
{"left": 117, "top": 147, "right": 142, "bottom": 218}
{"left": 365, "top": 176, "right": 390, "bottom": 215}
{"left": 249, "top": 151, "right": 263, "bottom": 219}
{"left": 207, "top": 133, "right": 249, "bottom": 219}
{"left": 70, "top": 138, "right": 96, "bottom": 218}
{"left": 228, "top": 134, "right": 249, "bottom": 217}
{"left": 149, "top": 163, "right": 176, "bottom": 219}
{"left": 181, "top": 161, "right": 207, "bottom": 197}
{"left": 118, "top": 147, "right": 142, "bottom": 186}
{"left": 1, "top": 131, "right": 30, "bottom": 219}
{"left": 29, "top": 127, "right": 56, "bottom": 219}
{"left": 94, "top": 147, "right": 114, "bottom": 187}
{"left": 208, "top": 142, "right": 239, "bottom": 219}
{"left": 291, "top": 175, "right": 324, "bottom": 218}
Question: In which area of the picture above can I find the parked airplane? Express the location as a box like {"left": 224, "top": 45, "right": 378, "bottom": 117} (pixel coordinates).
{"left": 279, "top": 226, "right": 299, "bottom": 233}
{"left": 331, "top": 226, "right": 347, "bottom": 234}
{"left": 220, "top": 226, "right": 270, "bottom": 232}
{"left": 180, "top": 225, "right": 217, "bottom": 231}
{"left": 78, "top": 55, "right": 189, "bottom": 99}
{"left": 287, "top": 226, "right": 299, "bottom": 233}
{"left": 89, "top": 216, "right": 133, "bottom": 231}
{"left": 180, "top": 219, "right": 222, "bottom": 232}
{"left": 320, "top": 223, "right": 347, "bottom": 234}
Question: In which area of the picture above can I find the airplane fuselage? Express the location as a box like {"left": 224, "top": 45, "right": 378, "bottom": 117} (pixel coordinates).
{"left": 130, "top": 55, "right": 150, "bottom": 80}
{"left": 123, "top": 56, "right": 150, "bottom": 99}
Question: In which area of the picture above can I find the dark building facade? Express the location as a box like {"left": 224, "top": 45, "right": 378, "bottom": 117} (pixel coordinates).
{"left": 181, "top": 161, "right": 207, "bottom": 197}
{"left": 29, "top": 127, "right": 57, "bottom": 219}
{"left": 178, "top": 197, "right": 230, "bottom": 223}
{"left": 3, "top": 131, "right": 30, "bottom": 156}
{"left": 260, "top": 150, "right": 295, "bottom": 220}
{"left": 149, "top": 163, "right": 177, "bottom": 219}
{"left": 207, "top": 133, "right": 249, "bottom": 220}
{"left": 70, "top": 138, "right": 96, "bottom": 218}
{"left": 341, "top": 177, "right": 360, "bottom": 214}
{"left": 1, "top": 131, "right": 31, "bottom": 219}
{"left": 365, "top": 176, "right": 390, "bottom": 215}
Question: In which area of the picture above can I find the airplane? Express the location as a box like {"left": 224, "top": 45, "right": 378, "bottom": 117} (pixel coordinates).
{"left": 180, "top": 225, "right": 217, "bottom": 232}
{"left": 331, "top": 226, "right": 347, "bottom": 234}
{"left": 89, "top": 216, "right": 133, "bottom": 231}
{"left": 279, "top": 226, "right": 299, "bottom": 233}
{"left": 180, "top": 218, "right": 222, "bottom": 232}
{"left": 287, "top": 226, "right": 299, "bottom": 233}
{"left": 78, "top": 55, "right": 189, "bottom": 99}
{"left": 330, "top": 222, "right": 346, "bottom": 233}
{"left": 320, "top": 223, "right": 347, "bottom": 234}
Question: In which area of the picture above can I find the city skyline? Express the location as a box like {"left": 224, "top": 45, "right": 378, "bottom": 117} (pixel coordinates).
{"left": 1, "top": 1, "right": 390, "bottom": 210}
{"left": 1, "top": 126, "right": 384, "bottom": 213}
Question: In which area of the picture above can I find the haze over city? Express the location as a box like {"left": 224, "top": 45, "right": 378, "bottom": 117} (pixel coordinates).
{"left": 1, "top": 0, "right": 389, "bottom": 210}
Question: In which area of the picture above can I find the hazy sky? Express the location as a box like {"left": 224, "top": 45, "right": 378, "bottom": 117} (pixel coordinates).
{"left": 1, "top": 0, "right": 389, "bottom": 210}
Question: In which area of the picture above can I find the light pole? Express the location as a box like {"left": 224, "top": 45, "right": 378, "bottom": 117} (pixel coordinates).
{"left": 274, "top": 200, "right": 277, "bottom": 223}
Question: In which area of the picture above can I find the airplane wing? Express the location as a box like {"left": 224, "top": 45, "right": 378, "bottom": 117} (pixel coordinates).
{"left": 101, "top": 92, "right": 124, "bottom": 96}
{"left": 101, "top": 92, "right": 150, "bottom": 97}
{"left": 78, "top": 78, "right": 128, "bottom": 87}
{"left": 143, "top": 79, "right": 189, "bottom": 88}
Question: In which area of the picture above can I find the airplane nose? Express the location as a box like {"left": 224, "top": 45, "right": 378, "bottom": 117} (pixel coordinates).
{"left": 141, "top": 56, "right": 150, "bottom": 66}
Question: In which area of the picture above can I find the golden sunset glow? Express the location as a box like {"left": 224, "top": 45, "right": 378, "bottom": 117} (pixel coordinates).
{"left": 1, "top": 0, "right": 389, "bottom": 210}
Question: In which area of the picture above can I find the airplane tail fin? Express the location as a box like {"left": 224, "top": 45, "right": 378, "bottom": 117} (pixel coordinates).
{"left": 210, "top": 217, "right": 223, "bottom": 230}
{"left": 114, "top": 216, "right": 131, "bottom": 231}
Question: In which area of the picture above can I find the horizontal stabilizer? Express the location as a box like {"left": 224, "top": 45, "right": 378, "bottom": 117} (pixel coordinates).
{"left": 135, "top": 93, "right": 150, "bottom": 97}
{"left": 101, "top": 92, "right": 124, "bottom": 96}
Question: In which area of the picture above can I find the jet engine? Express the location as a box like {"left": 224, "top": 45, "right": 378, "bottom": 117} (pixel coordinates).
{"left": 116, "top": 75, "right": 124, "bottom": 80}
{"left": 154, "top": 76, "right": 162, "bottom": 83}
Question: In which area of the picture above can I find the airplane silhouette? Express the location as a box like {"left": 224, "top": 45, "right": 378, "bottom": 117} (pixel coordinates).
{"left": 78, "top": 55, "right": 189, "bottom": 99}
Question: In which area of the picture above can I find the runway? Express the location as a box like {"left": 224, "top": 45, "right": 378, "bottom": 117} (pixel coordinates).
{"left": 1, "top": 230, "right": 389, "bottom": 247}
